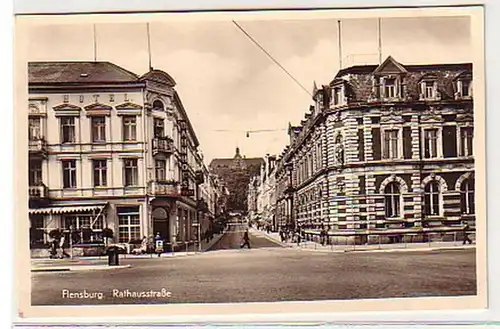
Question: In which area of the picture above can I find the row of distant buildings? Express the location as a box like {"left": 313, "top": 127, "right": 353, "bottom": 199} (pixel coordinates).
{"left": 28, "top": 61, "right": 229, "bottom": 254}
{"left": 248, "top": 56, "right": 476, "bottom": 240}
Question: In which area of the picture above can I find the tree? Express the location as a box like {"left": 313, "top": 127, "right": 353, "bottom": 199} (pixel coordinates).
{"left": 102, "top": 228, "right": 114, "bottom": 246}
{"left": 48, "top": 229, "right": 63, "bottom": 240}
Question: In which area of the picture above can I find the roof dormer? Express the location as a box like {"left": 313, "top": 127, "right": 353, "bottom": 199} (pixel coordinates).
{"left": 453, "top": 71, "right": 473, "bottom": 100}
{"left": 418, "top": 73, "right": 441, "bottom": 101}
{"left": 372, "top": 56, "right": 407, "bottom": 102}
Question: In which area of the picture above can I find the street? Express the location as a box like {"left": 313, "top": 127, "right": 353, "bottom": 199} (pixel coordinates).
{"left": 31, "top": 224, "right": 477, "bottom": 305}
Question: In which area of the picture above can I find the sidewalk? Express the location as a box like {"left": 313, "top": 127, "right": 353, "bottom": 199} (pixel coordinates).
{"left": 250, "top": 228, "right": 476, "bottom": 254}
{"left": 32, "top": 227, "right": 230, "bottom": 271}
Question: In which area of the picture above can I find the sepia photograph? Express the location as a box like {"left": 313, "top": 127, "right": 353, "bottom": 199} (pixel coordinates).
{"left": 14, "top": 5, "right": 486, "bottom": 319}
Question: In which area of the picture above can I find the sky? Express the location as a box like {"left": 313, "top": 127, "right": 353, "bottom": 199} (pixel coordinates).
{"left": 25, "top": 15, "right": 472, "bottom": 165}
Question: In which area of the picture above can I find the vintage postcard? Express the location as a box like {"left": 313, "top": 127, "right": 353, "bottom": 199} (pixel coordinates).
{"left": 14, "top": 5, "right": 486, "bottom": 321}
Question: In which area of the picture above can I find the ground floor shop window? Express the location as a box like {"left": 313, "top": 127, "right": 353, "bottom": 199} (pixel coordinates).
{"left": 118, "top": 206, "right": 141, "bottom": 243}
{"left": 61, "top": 214, "right": 105, "bottom": 243}
{"left": 30, "top": 215, "right": 45, "bottom": 245}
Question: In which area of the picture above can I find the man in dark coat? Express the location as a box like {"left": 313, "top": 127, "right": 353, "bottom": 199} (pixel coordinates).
{"left": 240, "top": 229, "right": 251, "bottom": 249}
{"left": 462, "top": 221, "right": 473, "bottom": 245}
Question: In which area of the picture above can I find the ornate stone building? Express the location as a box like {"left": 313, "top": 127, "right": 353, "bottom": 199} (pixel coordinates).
{"left": 276, "top": 56, "right": 475, "bottom": 241}
{"left": 28, "top": 61, "right": 218, "bottom": 253}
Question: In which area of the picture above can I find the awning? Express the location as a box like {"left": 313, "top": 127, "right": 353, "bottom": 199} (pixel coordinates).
{"left": 29, "top": 204, "right": 107, "bottom": 215}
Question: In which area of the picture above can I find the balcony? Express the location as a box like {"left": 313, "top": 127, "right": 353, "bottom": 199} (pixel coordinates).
{"left": 148, "top": 180, "right": 180, "bottom": 197}
{"left": 152, "top": 137, "right": 174, "bottom": 156}
{"left": 29, "top": 184, "right": 48, "bottom": 199}
{"left": 28, "top": 138, "right": 48, "bottom": 158}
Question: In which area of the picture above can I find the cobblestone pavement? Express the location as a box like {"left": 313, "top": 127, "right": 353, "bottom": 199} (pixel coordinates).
{"left": 31, "top": 225, "right": 476, "bottom": 305}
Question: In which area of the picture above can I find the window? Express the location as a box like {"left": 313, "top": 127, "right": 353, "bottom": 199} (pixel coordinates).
{"left": 154, "top": 118, "right": 164, "bottom": 137}
{"left": 91, "top": 116, "right": 106, "bottom": 143}
{"left": 384, "top": 182, "right": 401, "bottom": 218}
{"left": 155, "top": 160, "right": 166, "bottom": 181}
{"left": 423, "top": 129, "right": 439, "bottom": 158}
{"left": 118, "top": 206, "right": 141, "bottom": 243}
{"left": 62, "top": 159, "right": 77, "bottom": 188}
{"left": 424, "top": 181, "right": 440, "bottom": 216}
{"left": 62, "top": 214, "right": 103, "bottom": 243}
{"left": 124, "top": 158, "right": 138, "bottom": 186}
{"left": 122, "top": 116, "right": 137, "bottom": 141}
{"left": 460, "top": 127, "right": 473, "bottom": 156}
{"left": 60, "top": 117, "right": 75, "bottom": 143}
{"left": 460, "top": 179, "right": 475, "bottom": 215}
{"left": 424, "top": 81, "right": 435, "bottom": 99}
{"left": 29, "top": 160, "right": 42, "bottom": 185}
{"left": 153, "top": 100, "right": 164, "bottom": 111}
{"left": 384, "top": 79, "right": 396, "bottom": 98}
{"left": 28, "top": 117, "right": 41, "bottom": 140}
{"left": 333, "top": 87, "right": 341, "bottom": 105}
{"left": 460, "top": 80, "right": 471, "bottom": 97}
{"left": 383, "top": 129, "right": 399, "bottom": 159}
{"left": 93, "top": 159, "right": 107, "bottom": 187}
{"left": 63, "top": 215, "right": 91, "bottom": 230}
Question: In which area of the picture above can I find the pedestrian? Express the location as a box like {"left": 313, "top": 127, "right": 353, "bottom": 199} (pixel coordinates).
{"left": 49, "top": 238, "right": 58, "bottom": 259}
{"left": 140, "top": 236, "right": 148, "bottom": 254}
{"left": 240, "top": 229, "right": 251, "bottom": 249}
{"left": 295, "top": 229, "right": 301, "bottom": 246}
{"left": 154, "top": 232, "right": 164, "bottom": 257}
{"left": 320, "top": 226, "right": 327, "bottom": 246}
{"left": 462, "top": 221, "right": 473, "bottom": 245}
{"left": 59, "top": 233, "right": 71, "bottom": 258}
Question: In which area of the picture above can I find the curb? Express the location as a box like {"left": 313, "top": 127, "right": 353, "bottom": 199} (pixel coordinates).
{"left": 32, "top": 264, "right": 132, "bottom": 272}
{"left": 292, "top": 245, "right": 476, "bottom": 254}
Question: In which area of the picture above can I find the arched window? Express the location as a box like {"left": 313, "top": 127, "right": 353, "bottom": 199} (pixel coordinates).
{"left": 424, "top": 181, "right": 440, "bottom": 216}
{"left": 384, "top": 182, "right": 401, "bottom": 218}
{"left": 153, "top": 100, "right": 164, "bottom": 111}
{"left": 460, "top": 179, "right": 475, "bottom": 214}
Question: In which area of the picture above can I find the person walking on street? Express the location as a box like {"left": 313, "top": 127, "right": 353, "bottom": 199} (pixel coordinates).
{"left": 462, "top": 221, "right": 473, "bottom": 245}
{"left": 59, "top": 233, "right": 71, "bottom": 258}
{"left": 320, "top": 226, "right": 327, "bottom": 246}
{"left": 240, "top": 229, "right": 251, "bottom": 249}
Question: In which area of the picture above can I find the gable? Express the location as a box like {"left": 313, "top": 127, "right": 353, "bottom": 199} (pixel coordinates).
{"left": 84, "top": 103, "right": 113, "bottom": 111}
{"left": 373, "top": 56, "right": 408, "bottom": 75}
{"left": 115, "top": 102, "right": 143, "bottom": 110}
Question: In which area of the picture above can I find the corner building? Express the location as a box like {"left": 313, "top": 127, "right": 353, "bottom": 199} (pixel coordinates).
{"left": 277, "top": 56, "right": 475, "bottom": 241}
{"left": 28, "top": 61, "right": 214, "bottom": 252}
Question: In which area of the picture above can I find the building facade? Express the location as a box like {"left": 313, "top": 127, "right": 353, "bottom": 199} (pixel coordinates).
{"left": 276, "top": 56, "right": 475, "bottom": 241}
{"left": 248, "top": 154, "right": 278, "bottom": 229}
{"left": 28, "top": 61, "right": 219, "bottom": 251}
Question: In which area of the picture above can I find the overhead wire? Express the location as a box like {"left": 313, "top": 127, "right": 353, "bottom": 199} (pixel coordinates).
{"left": 232, "top": 20, "right": 313, "bottom": 98}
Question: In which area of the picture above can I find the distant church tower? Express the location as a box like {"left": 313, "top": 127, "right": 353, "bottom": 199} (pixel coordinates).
{"left": 234, "top": 147, "right": 242, "bottom": 159}
{"left": 233, "top": 147, "right": 245, "bottom": 168}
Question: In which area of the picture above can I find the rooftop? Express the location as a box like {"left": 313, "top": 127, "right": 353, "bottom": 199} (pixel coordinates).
{"left": 28, "top": 61, "right": 140, "bottom": 85}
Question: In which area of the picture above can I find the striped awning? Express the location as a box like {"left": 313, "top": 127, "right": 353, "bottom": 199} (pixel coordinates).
{"left": 29, "top": 204, "right": 106, "bottom": 215}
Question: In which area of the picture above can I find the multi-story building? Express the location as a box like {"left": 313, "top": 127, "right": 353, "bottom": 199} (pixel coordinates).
{"left": 276, "top": 56, "right": 475, "bottom": 242}
{"left": 28, "top": 61, "right": 215, "bottom": 252}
